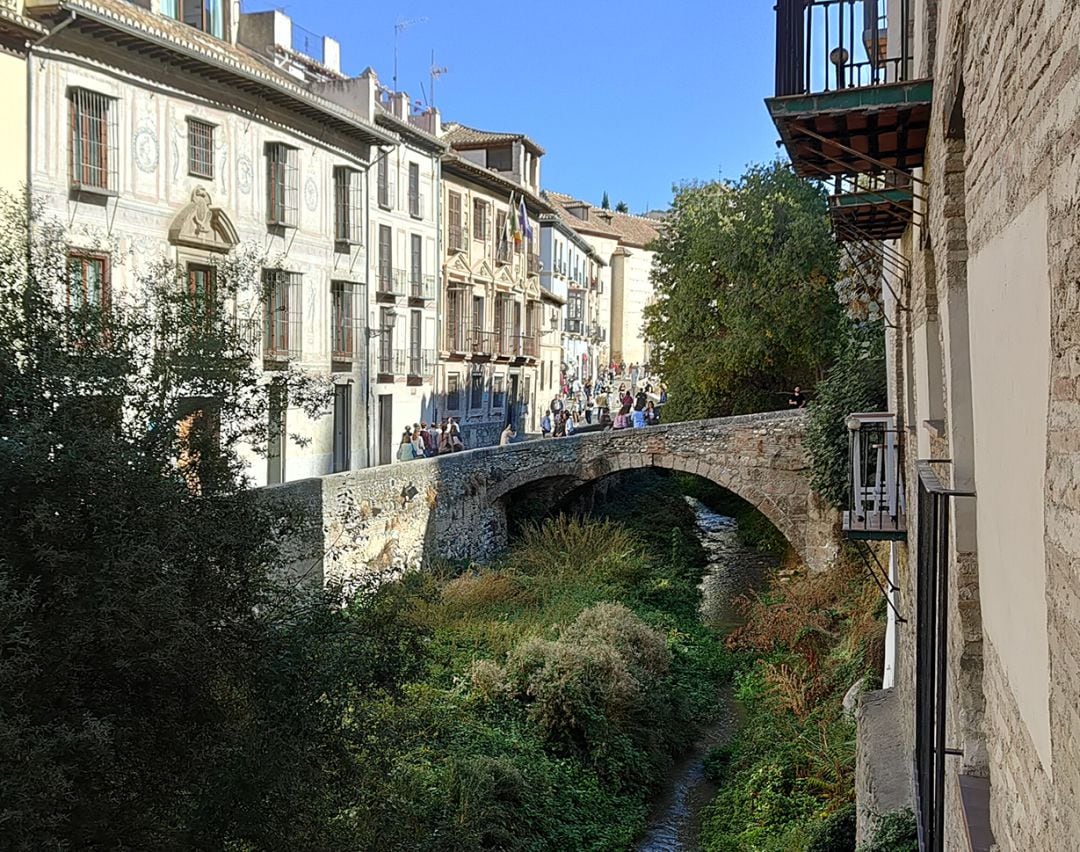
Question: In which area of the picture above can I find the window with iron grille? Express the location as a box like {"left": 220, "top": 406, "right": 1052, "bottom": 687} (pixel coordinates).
{"left": 68, "top": 89, "right": 118, "bottom": 193}
{"left": 187, "top": 118, "right": 214, "bottom": 179}
{"left": 378, "top": 225, "right": 393, "bottom": 291}
{"left": 331, "top": 280, "right": 360, "bottom": 360}
{"left": 470, "top": 371, "right": 484, "bottom": 410}
{"left": 409, "top": 310, "right": 422, "bottom": 375}
{"left": 410, "top": 234, "right": 423, "bottom": 289}
{"left": 334, "top": 166, "right": 363, "bottom": 245}
{"left": 473, "top": 199, "right": 488, "bottom": 240}
{"left": 408, "top": 162, "right": 421, "bottom": 218}
{"left": 446, "top": 288, "right": 465, "bottom": 350}
{"left": 446, "top": 373, "right": 460, "bottom": 411}
{"left": 378, "top": 306, "right": 394, "bottom": 374}
{"left": 262, "top": 269, "right": 302, "bottom": 359}
{"left": 266, "top": 143, "right": 299, "bottom": 228}
{"left": 377, "top": 154, "right": 392, "bottom": 209}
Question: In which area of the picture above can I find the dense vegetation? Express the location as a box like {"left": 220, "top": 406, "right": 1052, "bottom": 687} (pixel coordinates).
{"left": 643, "top": 162, "right": 844, "bottom": 421}
{"left": 700, "top": 550, "right": 886, "bottom": 851}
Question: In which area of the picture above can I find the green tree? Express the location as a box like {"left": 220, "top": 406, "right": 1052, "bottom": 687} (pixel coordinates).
{"left": 615, "top": 200, "right": 629, "bottom": 213}
{"left": 644, "top": 162, "right": 843, "bottom": 421}
{"left": 601, "top": 190, "right": 610, "bottom": 209}
{"left": 0, "top": 193, "right": 425, "bottom": 848}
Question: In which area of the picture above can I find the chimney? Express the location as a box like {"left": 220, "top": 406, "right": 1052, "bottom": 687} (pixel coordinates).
{"left": 410, "top": 107, "right": 441, "bottom": 137}
{"left": 322, "top": 37, "right": 341, "bottom": 74}
{"left": 237, "top": 10, "right": 292, "bottom": 57}
{"left": 309, "top": 67, "right": 378, "bottom": 122}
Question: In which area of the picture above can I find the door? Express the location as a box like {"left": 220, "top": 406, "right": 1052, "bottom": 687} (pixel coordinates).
{"left": 507, "top": 373, "right": 520, "bottom": 429}
{"left": 332, "top": 383, "right": 351, "bottom": 473}
{"left": 267, "top": 381, "right": 286, "bottom": 484}
{"left": 377, "top": 394, "right": 394, "bottom": 465}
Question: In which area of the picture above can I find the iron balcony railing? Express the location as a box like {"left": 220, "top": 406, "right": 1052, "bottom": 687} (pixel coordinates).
{"left": 527, "top": 253, "right": 541, "bottom": 276}
{"left": 775, "top": 0, "right": 911, "bottom": 98}
{"left": 564, "top": 317, "right": 583, "bottom": 335}
{"left": 448, "top": 224, "right": 466, "bottom": 253}
{"left": 914, "top": 461, "right": 975, "bottom": 852}
{"left": 496, "top": 239, "right": 512, "bottom": 265}
{"left": 408, "top": 348, "right": 435, "bottom": 377}
{"left": 844, "top": 412, "right": 906, "bottom": 538}
{"left": 520, "top": 334, "right": 539, "bottom": 358}
{"left": 470, "top": 329, "right": 496, "bottom": 356}
{"left": 410, "top": 274, "right": 436, "bottom": 301}
{"left": 379, "top": 348, "right": 406, "bottom": 376}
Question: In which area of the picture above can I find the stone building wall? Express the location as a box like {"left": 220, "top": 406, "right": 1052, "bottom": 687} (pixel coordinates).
{"left": 882, "top": 0, "right": 1080, "bottom": 847}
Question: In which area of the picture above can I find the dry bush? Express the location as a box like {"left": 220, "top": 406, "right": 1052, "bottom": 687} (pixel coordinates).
{"left": 559, "top": 601, "right": 670, "bottom": 678}
{"left": 510, "top": 516, "right": 642, "bottom": 581}
{"left": 469, "top": 658, "right": 510, "bottom": 703}
{"left": 440, "top": 571, "right": 523, "bottom": 613}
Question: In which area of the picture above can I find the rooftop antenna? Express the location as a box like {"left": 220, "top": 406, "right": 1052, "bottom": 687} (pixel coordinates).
{"left": 393, "top": 16, "right": 427, "bottom": 92}
{"left": 429, "top": 50, "right": 448, "bottom": 107}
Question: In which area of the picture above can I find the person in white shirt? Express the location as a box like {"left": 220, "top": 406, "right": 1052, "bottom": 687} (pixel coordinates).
{"left": 500, "top": 423, "right": 517, "bottom": 446}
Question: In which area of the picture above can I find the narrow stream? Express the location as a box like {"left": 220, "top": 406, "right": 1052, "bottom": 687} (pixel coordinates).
{"left": 636, "top": 498, "right": 779, "bottom": 852}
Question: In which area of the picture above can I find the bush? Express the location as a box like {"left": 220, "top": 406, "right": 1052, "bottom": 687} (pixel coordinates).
{"left": 805, "top": 321, "right": 887, "bottom": 507}
{"left": 806, "top": 803, "right": 857, "bottom": 852}
{"left": 857, "top": 808, "right": 918, "bottom": 852}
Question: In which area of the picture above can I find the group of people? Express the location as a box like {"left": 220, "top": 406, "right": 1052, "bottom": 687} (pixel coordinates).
{"left": 397, "top": 418, "right": 466, "bottom": 461}
{"left": 540, "top": 374, "right": 667, "bottom": 438}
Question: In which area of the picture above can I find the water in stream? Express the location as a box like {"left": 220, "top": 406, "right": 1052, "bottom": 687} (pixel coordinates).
{"left": 636, "top": 497, "right": 779, "bottom": 852}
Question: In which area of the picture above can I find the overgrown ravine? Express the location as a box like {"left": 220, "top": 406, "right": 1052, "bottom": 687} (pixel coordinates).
{"left": 635, "top": 498, "right": 778, "bottom": 851}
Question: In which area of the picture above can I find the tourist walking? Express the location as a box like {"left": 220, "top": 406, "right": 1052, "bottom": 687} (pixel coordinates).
{"left": 449, "top": 417, "right": 465, "bottom": 452}
{"left": 397, "top": 429, "right": 416, "bottom": 462}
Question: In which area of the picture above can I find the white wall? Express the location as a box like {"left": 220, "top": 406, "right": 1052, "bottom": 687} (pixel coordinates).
{"left": 967, "top": 191, "right": 1052, "bottom": 771}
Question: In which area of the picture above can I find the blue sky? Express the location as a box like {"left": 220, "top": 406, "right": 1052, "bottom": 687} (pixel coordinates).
{"left": 247, "top": 1, "right": 782, "bottom": 213}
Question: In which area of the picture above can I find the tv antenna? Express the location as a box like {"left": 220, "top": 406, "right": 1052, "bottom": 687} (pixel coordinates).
{"left": 393, "top": 16, "right": 427, "bottom": 92}
{"left": 429, "top": 51, "right": 449, "bottom": 107}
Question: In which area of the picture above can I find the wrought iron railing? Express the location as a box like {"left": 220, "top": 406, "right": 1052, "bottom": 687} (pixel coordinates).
{"left": 520, "top": 334, "right": 538, "bottom": 358}
{"left": 913, "top": 461, "right": 974, "bottom": 852}
{"left": 845, "top": 412, "right": 906, "bottom": 536}
{"left": 410, "top": 275, "right": 436, "bottom": 301}
{"left": 448, "top": 224, "right": 465, "bottom": 253}
{"left": 379, "top": 348, "right": 406, "bottom": 376}
{"left": 408, "top": 348, "right": 434, "bottom": 377}
{"left": 564, "top": 317, "right": 583, "bottom": 335}
{"left": 470, "top": 329, "right": 496, "bottom": 356}
{"left": 527, "top": 253, "right": 541, "bottom": 275}
{"left": 775, "top": 0, "right": 910, "bottom": 98}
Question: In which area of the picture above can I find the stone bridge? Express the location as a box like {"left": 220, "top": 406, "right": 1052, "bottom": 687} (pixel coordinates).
{"left": 266, "top": 409, "right": 841, "bottom": 584}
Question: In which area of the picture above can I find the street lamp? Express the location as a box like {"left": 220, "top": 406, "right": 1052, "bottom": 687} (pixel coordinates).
{"left": 366, "top": 307, "right": 398, "bottom": 339}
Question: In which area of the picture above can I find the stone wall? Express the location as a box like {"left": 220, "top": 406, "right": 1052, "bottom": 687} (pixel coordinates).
{"left": 881, "top": 0, "right": 1080, "bottom": 847}
{"left": 263, "top": 410, "right": 842, "bottom": 585}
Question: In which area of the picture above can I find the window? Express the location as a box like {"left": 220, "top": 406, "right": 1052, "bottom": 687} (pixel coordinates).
{"left": 186, "top": 263, "right": 216, "bottom": 329}
{"left": 378, "top": 306, "right": 394, "bottom": 374}
{"left": 470, "top": 371, "right": 484, "bottom": 410}
{"left": 187, "top": 118, "right": 214, "bottom": 179}
{"left": 472, "top": 295, "right": 484, "bottom": 333}
{"left": 495, "top": 210, "right": 510, "bottom": 264}
{"left": 267, "top": 381, "right": 286, "bottom": 484}
{"left": 446, "top": 373, "right": 461, "bottom": 411}
{"left": 409, "top": 309, "right": 422, "bottom": 376}
{"left": 266, "top": 143, "right": 298, "bottom": 227}
{"left": 162, "top": 0, "right": 224, "bottom": 39}
{"left": 410, "top": 234, "right": 423, "bottom": 290}
{"left": 378, "top": 225, "right": 393, "bottom": 292}
{"left": 334, "top": 166, "right": 363, "bottom": 245}
{"left": 331, "top": 280, "right": 359, "bottom": 360}
{"left": 408, "top": 162, "right": 421, "bottom": 218}
{"left": 377, "top": 154, "right": 392, "bottom": 209}
{"left": 473, "top": 199, "right": 488, "bottom": 240}
{"left": 491, "top": 375, "right": 505, "bottom": 412}
{"left": 68, "top": 89, "right": 117, "bottom": 193}
{"left": 446, "top": 288, "right": 466, "bottom": 350}
{"left": 262, "top": 269, "right": 302, "bottom": 359}
{"left": 448, "top": 191, "right": 464, "bottom": 251}
{"left": 67, "top": 252, "right": 109, "bottom": 311}
{"left": 487, "top": 145, "right": 512, "bottom": 172}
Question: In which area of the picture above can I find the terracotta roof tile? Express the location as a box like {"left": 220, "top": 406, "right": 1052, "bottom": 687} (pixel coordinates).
{"left": 541, "top": 191, "right": 660, "bottom": 248}
{"left": 442, "top": 121, "right": 545, "bottom": 156}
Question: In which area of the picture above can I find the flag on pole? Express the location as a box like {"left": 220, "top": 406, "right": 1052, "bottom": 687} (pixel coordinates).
{"left": 518, "top": 196, "right": 534, "bottom": 242}
{"left": 509, "top": 192, "right": 522, "bottom": 244}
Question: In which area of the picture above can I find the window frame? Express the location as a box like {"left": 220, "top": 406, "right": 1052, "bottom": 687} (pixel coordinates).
{"left": 331, "top": 280, "right": 360, "bottom": 361}
{"left": 186, "top": 117, "right": 215, "bottom": 180}
{"left": 66, "top": 250, "right": 110, "bottom": 312}
{"left": 470, "top": 370, "right": 484, "bottom": 410}
{"left": 68, "top": 88, "right": 118, "bottom": 194}
{"left": 473, "top": 198, "right": 488, "bottom": 241}
{"left": 446, "top": 373, "right": 461, "bottom": 411}
{"left": 265, "top": 142, "right": 299, "bottom": 228}
{"left": 262, "top": 268, "right": 302, "bottom": 360}
{"left": 408, "top": 162, "right": 421, "bottom": 218}
{"left": 334, "top": 165, "right": 364, "bottom": 245}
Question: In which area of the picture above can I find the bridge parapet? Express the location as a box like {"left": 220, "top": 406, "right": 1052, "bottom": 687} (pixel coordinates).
{"left": 262, "top": 409, "right": 840, "bottom": 584}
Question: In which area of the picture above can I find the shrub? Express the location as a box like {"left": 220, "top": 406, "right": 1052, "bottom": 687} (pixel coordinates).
{"left": 857, "top": 808, "right": 918, "bottom": 852}
{"left": 806, "top": 803, "right": 857, "bottom": 852}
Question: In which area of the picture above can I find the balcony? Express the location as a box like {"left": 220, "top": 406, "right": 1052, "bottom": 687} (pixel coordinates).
{"left": 409, "top": 274, "right": 436, "bottom": 302}
{"left": 768, "top": 0, "right": 931, "bottom": 180}
{"left": 829, "top": 173, "right": 917, "bottom": 242}
{"left": 843, "top": 412, "right": 906, "bottom": 539}
{"left": 520, "top": 334, "right": 539, "bottom": 359}
{"left": 407, "top": 348, "right": 435, "bottom": 381}
{"left": 527, "top": 253, "right": 541, "bottom": 276}
{"left": 409, "top": 191, "right": 424, "bottom": 219}
{"left": 470, "top": 329, "right": 496, "bottom": 357}
{"left": 495, "top": 328, "right": 520, "bottom": 358}
{"left": 564, "top": 317, "right": 583, "bottom": 335}
{"left": 377, "top": 348, "right": 406, "bottom": 379}
{"left": 376, "top": 266, "right": 407, "bottom": 298}
{"left": 496, "top": 239, "right": 512, "bottom": 266}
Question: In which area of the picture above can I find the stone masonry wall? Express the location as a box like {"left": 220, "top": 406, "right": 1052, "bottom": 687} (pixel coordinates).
{"left": 263, "top": 410, "right": 842, "bottom": 586}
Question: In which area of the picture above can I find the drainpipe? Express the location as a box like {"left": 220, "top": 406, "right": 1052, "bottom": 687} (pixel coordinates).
{"left": 432, "top": 150, "right": 442, "bottom": 426}
{"left": 883, "top": 540, "right": 898, "bottom": 688}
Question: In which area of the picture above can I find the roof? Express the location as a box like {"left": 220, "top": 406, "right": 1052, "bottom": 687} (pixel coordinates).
{"left": 442, "top": 121, "right": 546, "bottom": 156}
{"left": 26, "top": 0, "right": 398, "bottom": 148}
{"left": 537, "top": 208, "right": 605, "bottom": 262}
{"left": 375, "top": 106, "right": 448, "bottom": 153}
{"left": 542, "top": 191, "right": 661, "bottom": 248}
{"left": 442, "top": 153, "right": 553, "bottom": 216}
